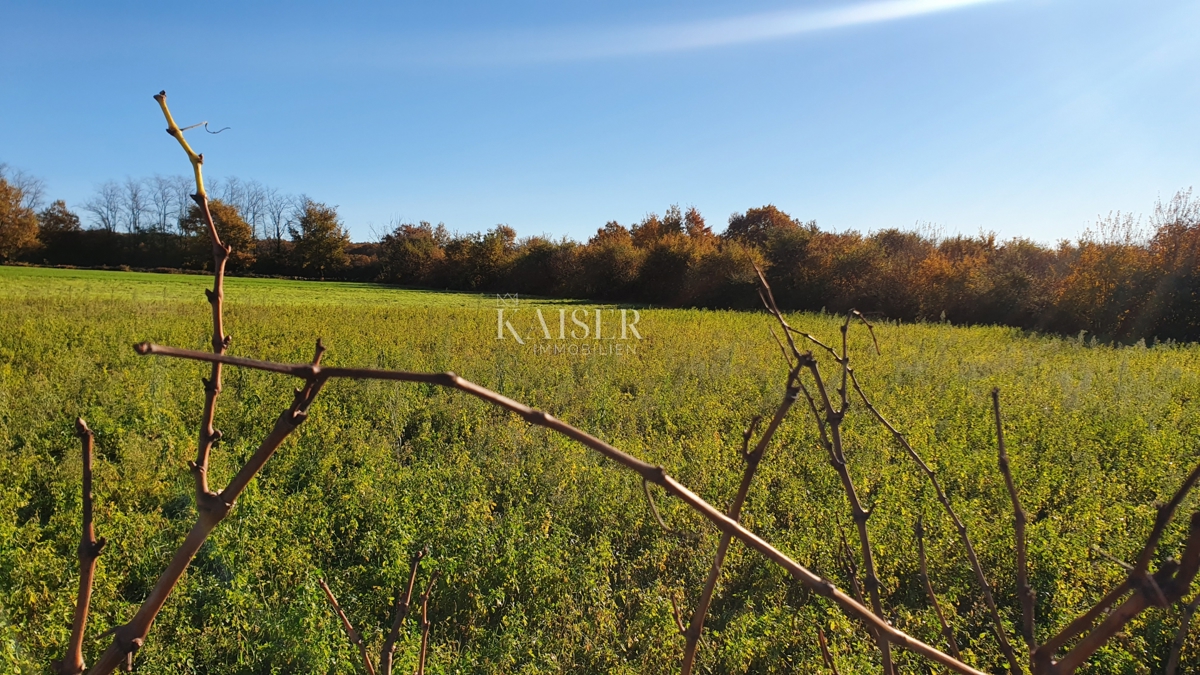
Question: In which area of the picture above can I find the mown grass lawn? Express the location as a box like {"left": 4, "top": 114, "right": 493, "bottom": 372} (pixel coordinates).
{"left": 3, "top": 265, "right": 1200, "bottom": 674}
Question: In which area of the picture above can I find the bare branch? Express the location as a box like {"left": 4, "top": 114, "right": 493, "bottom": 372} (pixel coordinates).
{"left": 916, "top": 517, "right": 960, "bottom": 660}
{"left": 818, "top": 627, "right": 842, "bottom": 675}
{"left": 319, "top": 578, "right": 378, "bottom": 675}
{"left": 1055, "top": 511, "right": 1200, "bottom": 672}
{"left": 850, "top": 369, "right": 1022, "bottom": 673}
{"left": 415, "top": 572, "right": 439, "bottom": 675}
{"left": 1132, "top": 456, "right": 1200, "bottom": 578}
{"left": 1034, "top": 581, "right": 1129, "bottom": 663}
{"left": 1091, "top": 545, "right": 1134, "bottom": 572}
{"left": 87, "top": 377, "right": 324, "bottom": 674}
{"left": 804, "top": 360, "right": 893, "bottom": 675}
{"left": 679, "top": 369, "right": 801, "bottom": 675}
{"left": 52, "top": 419, "right": 106, "bottom": 675}
{"left": 993, "top": 388, "right": 1036, "bottom": 655}
{"left": 1166, "top": 594, "right": 1200, "bottom": 675}
{"left": 1038, "top": 456, "right": 1200, "bottom": 669}
{"left": 380, "top": 548, "right": 426, "bottom": 675}
{"left": 154, "top": 91, "right": 232, "bottom": 527}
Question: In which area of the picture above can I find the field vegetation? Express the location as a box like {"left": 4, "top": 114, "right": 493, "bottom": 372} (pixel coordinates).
{"left": 4, "top": 266, "right": 1200, "bottom": 673}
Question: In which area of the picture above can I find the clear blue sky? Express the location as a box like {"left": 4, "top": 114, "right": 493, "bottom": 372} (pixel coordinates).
{"left": 1, "top": 0, "right": 1197, "bottom": 242}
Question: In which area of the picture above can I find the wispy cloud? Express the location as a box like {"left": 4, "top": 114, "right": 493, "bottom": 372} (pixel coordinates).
{"left": 425, "top": 0, "right": 1014, "bottom": 65}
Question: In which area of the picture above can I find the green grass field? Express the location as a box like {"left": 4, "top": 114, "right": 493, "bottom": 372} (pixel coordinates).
{"left": 3, "top": 265, "right": 1200, "bottom": 674}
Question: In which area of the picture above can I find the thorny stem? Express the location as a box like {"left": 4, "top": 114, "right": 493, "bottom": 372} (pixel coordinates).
{"left": 850, "top": 369, "right": 1023, "bottom": 674}
{"left": 916, "top": 517, "right": 961, "bottom": 660}
{"left": 993, "top": 388, "right": 1037, "bottom": 656}
{"left": 53, "top": 419, "right": 106, "bottom": 675}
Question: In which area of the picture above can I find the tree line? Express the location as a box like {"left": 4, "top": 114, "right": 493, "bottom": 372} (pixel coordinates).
{"left": 1, "top": 163, "right": 1198, "bottom": 342}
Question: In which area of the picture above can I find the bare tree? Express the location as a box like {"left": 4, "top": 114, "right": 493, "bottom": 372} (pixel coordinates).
{"left": 146, "top": 174, "right": 187, "bottom": 233}
{"left": 0, "top": 162, "right": 47, "bottom": 211}
{"left": 237, "top": 179, "right": 267, "bottom": 240}
{"left": 81, "top": 181, "right": 122, "bottom": 233}
{"left": 263, "top": 186, "right": 294, "bottom": 252}
{"left": 121, "top": 177, "right": 148, "bottom": 233}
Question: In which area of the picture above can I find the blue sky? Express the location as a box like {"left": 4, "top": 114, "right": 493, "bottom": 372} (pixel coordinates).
{"left": 1, "top": 0, "right": 1197, "bottom": 242}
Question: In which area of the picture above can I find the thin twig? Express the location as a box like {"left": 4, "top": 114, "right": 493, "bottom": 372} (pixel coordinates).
{"left": 850, "top": 369, "right": 1023, "bottom": 674}
{"left": 319, "top": 578, "right": 378, "bottom": 675}
{"left": 52, "top": 419, "right": 106, "bottom": 675}
{"left": 818, "top": 627, "right": 842, "bottom": 675}
{"left": 916, "top": 517, "right": 960, "bottom": 660}
{"left": 1091, "top": 545, "right": 1133, "bottom": 572}
{"left": 670, "top": 592, "right": 687, "bottom": 635}
{"left": 680, "top": 369, "right": 801, "bottom": 675}
{"left": 415, "top": 572, "right": 439, "bottom": 675}
{"left": 1166, "top": 594, "right": 1200, "bottom": 675}
{"left": 380, "top": 547, "right": 426, "bottom": 675}
{"left": 993, "top": 388, "right": 1037, "bottom": 655}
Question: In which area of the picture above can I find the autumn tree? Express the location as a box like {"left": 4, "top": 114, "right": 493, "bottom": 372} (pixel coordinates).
{"left": 379, "top": 221, "right": 448, "bottom": 284}
{"left": 290, "top": 198, "right": 350, "bottom": 278}
{"left": 38, "top": 200, "right": 82, "bottom": 234}
{"left": 724, "top": 204, "right": 801, "bottom": 248}
{"left": 0, "top": 177, "right": 40, "bottom": 261}
{"left": 180, "top": 198, "right": 256, "bottom": 271}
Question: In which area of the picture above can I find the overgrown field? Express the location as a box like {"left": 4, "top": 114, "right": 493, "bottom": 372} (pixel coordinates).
{"left": 3, "top": 266, "right": 1200, "bottom": 674}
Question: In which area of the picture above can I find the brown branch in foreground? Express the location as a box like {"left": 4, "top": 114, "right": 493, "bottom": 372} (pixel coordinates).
{"left": 805, "top": 358, "right": 894, "bottom": 675}
{"left": 1054, "top": 511, "right": 1200, "bottom": 672}
{"left": 849, "top": 369, "right": 1023, "bottom": 674}
{"left": 818, "top": 627, "right": 842, "bottom": 675}
{"left": 679, "top": 371, "right": 800, "bottom": 675}
{"left": 52, "top": 419, "right": 106, "bottom": 675}
{"left": 154, "top": 91, "right": 231, "bottom": 507}
{"left": 415, "top": 572, "right": 439, "bottom": 675}
{"left": 320, "top": 578, "right": 378, "bottom": 675}
{"left": 380, "top": 548, "right": 426, "bottom": 675}
{"left": 1166, "top": 593, "right": 1200, "bottom": 675}
{"left": 993, "top": 388, "right": 1037, "bottom": 656}
{"left": 753, "top": 266, "right": 893, "bottom": 674}
{"left": 86, "top": 353, "right": 327, "bottom": 675}
{"left": 916, "top": 517, "right": 960, "bottom": 660}
{"left": 134, "top": 342, "right": 987, "bottom": 675}
{"left": 320, "top": 548, "right": 428, "bottom": 675}
{"left": 1036, "top": 455, "right": 1200, "bottom": 672}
